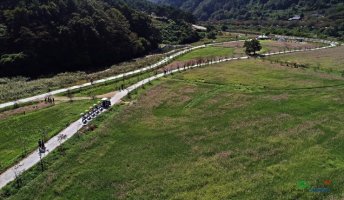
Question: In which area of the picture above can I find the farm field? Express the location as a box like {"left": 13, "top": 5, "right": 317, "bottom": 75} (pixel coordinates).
{"left": 268, "top": 45, "right": 344, "bottom": 74}
{"left": 190, "top": 32, "right": 253, "bottom": 46}
{"left": 258, "top": 40, "right": 323, "bottom": 54}
{"left": 176, "top": 46, "right": 236, "bottom": 61}
{"left": 2, "top": 59, "right": 344, "bottom": 199}
{"left": 178, "top": 40, "right": 323, "bottom": 63}
{"left": 0, "top": 100, "right": 96, "bottom": 174}
{"left": 216, "top": 40, "right": 323, "bottom": 55}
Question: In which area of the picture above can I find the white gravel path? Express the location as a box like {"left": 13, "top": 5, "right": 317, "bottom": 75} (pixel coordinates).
{"left": 0, "top": 46, "right": 205, "bottom": 110}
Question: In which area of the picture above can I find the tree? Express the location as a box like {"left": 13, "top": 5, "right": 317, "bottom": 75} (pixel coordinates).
{"left": 244, "top": 39, "right": 262, "bottom": 55}
{"left": 207, "top": 31, "right": 217, "bottom": 39}
{"left": 221, "top": 25, "right": 228, "bottom": 31}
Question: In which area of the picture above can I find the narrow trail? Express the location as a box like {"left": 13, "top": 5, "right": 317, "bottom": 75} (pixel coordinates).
{"left": 0, "top": 38, "right": 339, "bottom": 190}
{"left": 0, "top": 46, "right": 205, "bottom": 110}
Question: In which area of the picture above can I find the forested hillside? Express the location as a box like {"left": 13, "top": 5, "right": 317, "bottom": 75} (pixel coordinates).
{"left": 0, "top": 0, "right": 196, "bottom": 77}
{"left": 151, "top": 0, "right": 344, "bottom": 39}
{"left": 151, "top": 0, "right": 342, "bottom": 21}
{"left": 122, "top": 0, "right": 195, "bottom": 23}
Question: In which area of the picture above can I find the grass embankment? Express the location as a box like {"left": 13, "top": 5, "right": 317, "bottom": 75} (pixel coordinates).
{"left": 0, "top": 100, "right": 96, "bottom": 173}
{"left": 3, "top": 59, "right": 344, "bottom": 199}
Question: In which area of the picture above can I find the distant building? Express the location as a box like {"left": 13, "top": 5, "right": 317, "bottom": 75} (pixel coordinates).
{"left": 288, "top": 15, "right": 301, "bottom": 21}
{"left": 257, "top": 35, "right": 270, "bottom": 40}
{"left": 192, "top": 24, "right": 207, "bottom": 31}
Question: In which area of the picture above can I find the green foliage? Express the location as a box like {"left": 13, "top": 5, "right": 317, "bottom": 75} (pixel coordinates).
{"left": 0, "top": 0, "right": 162, "bottom": 77}
{"left": 156, "top": 19, "right": 201, "bottom": 44}
{"left": 0, "top": 53, "right": 26, "bottom": 65}
{"left": 221, "top": 25, "right": 228, "bottom": 31}
{"left": 121, "top": 0, "right": 196, "bottom": 23}
{"left": 153, "top": 0, "right": 342, "bottom": 21}
{"left": 151, "top": 0, "right": 344, "bottom": 39}
{"left": 0, "top": 24, "right": 7, "bottom": 37}
{"left": 176, "top": 46, "right": 235, "bottom": 61}
{"left": 244, "top": 39, "right": 262, "bottom": 55}
{"left": 207, "top": 31, "right": 217, "bottom": 39}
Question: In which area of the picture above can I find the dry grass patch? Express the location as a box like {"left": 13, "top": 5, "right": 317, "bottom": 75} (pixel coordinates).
{"left": 269, "top": 45, "right": 344, "bottom": 72}
{"left": 0, "top": 102, "right": 52, "bottom": 120}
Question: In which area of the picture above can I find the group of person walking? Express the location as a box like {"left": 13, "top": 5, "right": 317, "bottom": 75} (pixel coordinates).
{"left": 44, "top": 96, "right": 54, "bottom": 104}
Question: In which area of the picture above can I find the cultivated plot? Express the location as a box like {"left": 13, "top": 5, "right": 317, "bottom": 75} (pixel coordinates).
{"left": 3, "top": 59, "right": 344, "bottom": 199}
{"left": 268, "top": 45, "right": 344, "bottom": 74}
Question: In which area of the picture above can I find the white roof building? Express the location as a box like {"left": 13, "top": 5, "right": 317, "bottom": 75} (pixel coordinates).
{"left": 257, "top": 35, "right": 270, "bottom": 40}
{"left": 192, "top": 24, "right": 207, "bottom": 31}
{"left": 288, "top": 15, "right": 301, "bottom": 21}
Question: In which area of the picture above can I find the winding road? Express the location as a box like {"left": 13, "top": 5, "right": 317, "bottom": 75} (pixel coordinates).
{"left": 0, "top": 38, "right": 339, "bottom": 189}
{"left": 0, "top": 45, "right": 205, "bottom": 110}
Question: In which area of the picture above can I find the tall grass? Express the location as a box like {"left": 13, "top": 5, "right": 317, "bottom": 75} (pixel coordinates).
{"left": 0, "top": 54, "right": 164, "bottom": 103}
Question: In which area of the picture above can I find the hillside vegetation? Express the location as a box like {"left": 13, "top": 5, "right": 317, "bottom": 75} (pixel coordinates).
{"left": 0, "top": 0, "right": 197, "bottom": 77}
{"left": 150, "top": 0, "right": 344, "bottom": 39}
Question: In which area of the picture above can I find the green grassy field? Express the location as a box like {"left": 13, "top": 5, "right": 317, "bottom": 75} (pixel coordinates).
{"left": 190, "top": 32, "right": 255, "bottom": 46}
{"left": 268, "top": 45, "right": 344, "bottom": 74}
{"left": 176, "top": 46, "right": 235, "bottom": 61}
{"left": 179, "top": 40, "right": 322, "bottom": 63}
{"left": 0, "top": 100, "right": 96, "bottom": 173}
{"left": 65, "top": 71, "right": 156, "bottom": 97}
{"left": 3, "top": 58, "right": 344, "bottom": 199}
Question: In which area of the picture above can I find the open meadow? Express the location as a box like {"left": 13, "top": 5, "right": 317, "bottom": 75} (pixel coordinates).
{"left": 176, "top": 46, "right": 236, "bottom": 61}
{"left": 268, "top": 45, "right": 344, "bottom": 75}
{"left": 190, "top": 32, "right": 254, "bottom": 46}
{"left": 177, "top": 40, "right": 323, "bottom": 64}
{"left": 0, "top": 100, "right": 96, "bottom": 174}
{"left": 2, "top": 57, "right": 344, "bottom": 199}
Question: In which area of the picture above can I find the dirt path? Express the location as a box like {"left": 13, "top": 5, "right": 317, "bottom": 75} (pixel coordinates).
{"left": 96, "top": 91, "right": 118, "bottom": 99}
{"left": 53, "top": 96, "right": 92, "bottom": 101}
